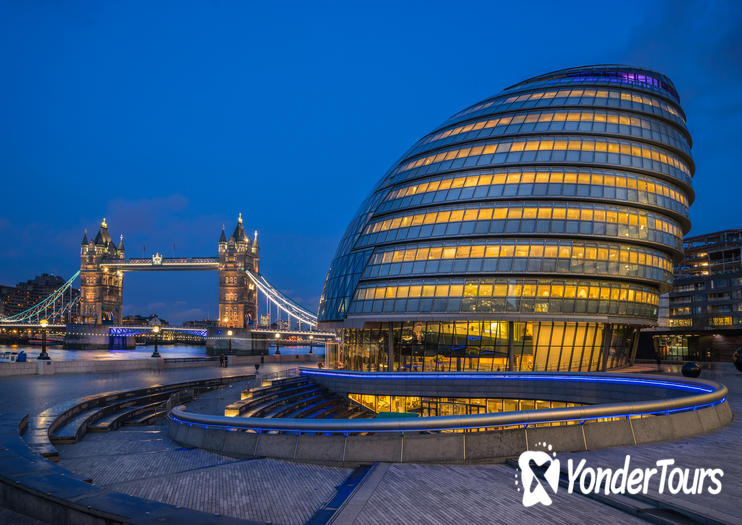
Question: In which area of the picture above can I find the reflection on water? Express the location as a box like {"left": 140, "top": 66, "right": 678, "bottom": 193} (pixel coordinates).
{"left": 0, "top": 344, "right": 323, "bottom": 361}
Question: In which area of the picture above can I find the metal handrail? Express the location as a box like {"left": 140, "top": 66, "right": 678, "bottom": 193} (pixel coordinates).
{"left": 255, "top": 368, "right": 301, "bottom": 382}
{"left": 169, "top": 372, "right": 728, "bottom": 434}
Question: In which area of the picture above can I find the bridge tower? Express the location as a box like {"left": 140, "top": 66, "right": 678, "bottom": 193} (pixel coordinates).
{"left": 218, "top": 213, "right": 259, "bottom": 328}
{"left": 78, "top": 219, "right": 125, "bottom": 324}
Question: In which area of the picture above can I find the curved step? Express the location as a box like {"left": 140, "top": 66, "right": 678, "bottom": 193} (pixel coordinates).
{"left": 248, "top": 387, "right": 322, "bottom": 417}
{"left": 51, "top": 389, "right": 180, "bottom": 442}
{"left": 87, "top": 401, "right": 167, "bottom": 432}
{"left": 263, "top": 393, "right": 328, "bottom": 418}
{"left": 286, "top": 397, "right": 339, "bottom": 418}
{"left": 241, "top": 376, "right": 311, "bottom": 399}
{"left": 128, "top": 409, "right": 169, "bottom": 426}
{"left": 227, "top": 383, "right": 318, "bottom": 417}
{"left": 29, "top": 373, "right": 255, "bottom": 459}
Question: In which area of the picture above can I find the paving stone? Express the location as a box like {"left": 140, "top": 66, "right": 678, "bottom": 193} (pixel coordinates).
{"left": 57, "top": 425, "right": 350, "bottom": 524}
{"left": 349, "top": 463, "right": 647, "bottom": 525}
{"left": 108, "top": 458, "right": 349, "bottom": 525}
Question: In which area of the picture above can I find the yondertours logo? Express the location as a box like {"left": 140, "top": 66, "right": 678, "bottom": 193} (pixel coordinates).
{"left": 514, "top": 442, "right": 724, "bottom": 507}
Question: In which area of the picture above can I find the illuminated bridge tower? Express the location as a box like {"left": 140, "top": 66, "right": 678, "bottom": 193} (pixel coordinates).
{"left": 218, "top": 214, "right": 260, "bottom": 328}
{"left": 79, "top": 219, "right": 125, "bottom": 324}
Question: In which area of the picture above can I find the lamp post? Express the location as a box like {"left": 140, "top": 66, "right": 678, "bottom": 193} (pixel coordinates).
{"left": 227, "top": 329, "right": 233, "bottom": 354}
{"left": 151, "top": 325, "right": 161, "bottom": 358}
{"left": 37, "top": 319, "right": 50, "bottom": 360}
{"left": 274, "top": 332, "right": 280, "bottom": 355}
{"left": 308, "top": 334, "right": 314, "bottom": 354}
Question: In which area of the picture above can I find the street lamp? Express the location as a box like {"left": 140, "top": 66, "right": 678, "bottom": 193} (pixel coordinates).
{"left": 308, "top": 334, "right": 314, "bottom": 354}
{"left": 227, "top": 329, "right": 233, "bottom": 354}
{"left": 151, "top": 325, "right": 161, "bottom": 358}
{"left": 274, "top": 332, "right": 281, "bottom": 355}
{"left": 37, "top": 319, "right": 50, "bottom": 360}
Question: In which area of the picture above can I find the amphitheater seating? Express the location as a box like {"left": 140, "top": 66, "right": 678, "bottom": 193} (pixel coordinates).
{"left": 224, "top": 376, "right": 374, "bottom": 419}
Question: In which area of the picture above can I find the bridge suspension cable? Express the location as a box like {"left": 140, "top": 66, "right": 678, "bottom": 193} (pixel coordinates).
{"left": 0, "top": 271, "right": 80, "bottom": 324}
{"left": 245, "top": 270, "right": 318, "bottom": 329}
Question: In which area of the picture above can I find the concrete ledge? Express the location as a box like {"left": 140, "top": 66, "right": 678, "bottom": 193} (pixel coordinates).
{"left": 583, "top": 418, "right": 636, "bottom": 449}
{"left": 255, "top": 433, "right": 298, "bottom": 460}
{"left": 344, "top": 434, "right": 402, "bottom": 464}
{"left": 295, "top": 434, "right": 346, "bottom": 463}
{"left": 715, "top": 401, "right": 733, "bottom": 425}
{"left": 168, "top": 400, "right": 733, "bottom": 466}
{"left": 526, "top": 424, "right": 586, "bottom": 453}
{"left": 222, "top": 428, "right": 259, "bottom": 458}
{"left": 402, "top": 432, "right": 464, "bottom": 463}
{"left": 465, "top": 428, "right": 526, "bottom": 462}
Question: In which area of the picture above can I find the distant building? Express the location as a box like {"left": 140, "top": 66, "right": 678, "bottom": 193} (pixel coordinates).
{"left": 642, "top": 229, "right": 742, "bottom": 361}
{"left": 0, "top": 285, "right": 15, "bottom": 316}
{"left": 182, "top": 319, "right": 218, "bottom": 328}
{"left": 122, "top": 314, "right": 169, "bottom": 326}
{"left": 0, "top": 274, "right": 79, "bottom": 318}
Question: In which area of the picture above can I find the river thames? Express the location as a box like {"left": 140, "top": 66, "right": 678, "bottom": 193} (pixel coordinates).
{"left": 0, "top": 343, "right": 322, "bottom": 361}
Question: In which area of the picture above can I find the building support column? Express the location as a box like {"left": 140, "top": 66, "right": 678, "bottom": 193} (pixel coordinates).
{"left": 600, "top": 324, "right": 613, "bottom": 371}
{"left": 629, "top": 327, "right": 641, "bottom": 365}
{"left": 387, "top": 323, "right": 394, "bottom": 372}
{"left": 507, "top": 321, "right": 514, "bottom": 371}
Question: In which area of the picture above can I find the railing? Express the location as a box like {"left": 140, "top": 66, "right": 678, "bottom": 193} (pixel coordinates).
{"left": 255, "top": 367, "right": 301, "bottom": 382}
{"left": 0, "top": 352, "right": 18, "bottom": 362}
{"left": 243, "top": 367, "right": 301, "bottom": 390}
{"left": 163, "top": 357, "right": 219, "bottom": 364}
{"left": 169, "top": 370, "right": 728, "bottom": 435}
{"left": 104, "top": 257, "right": 219, "bottom": 265}
{"left": 251, "top": 328, "right": 335, "bottom": 338}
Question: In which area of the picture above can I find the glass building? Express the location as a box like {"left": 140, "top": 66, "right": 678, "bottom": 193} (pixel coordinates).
{"left": 643, "top": 229, "right": 742, "bottom": 362}
{"left": 319, "top": 65, "right": 694, "bottom": 372}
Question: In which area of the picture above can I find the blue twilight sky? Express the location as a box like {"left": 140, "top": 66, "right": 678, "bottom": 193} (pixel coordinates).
{"left": 1, "top": 1, "right": 740, "bottom": 324}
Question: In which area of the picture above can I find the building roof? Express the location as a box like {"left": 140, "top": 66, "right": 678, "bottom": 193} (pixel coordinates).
{"left": 94, "top": 218, "right": 112, "bottom": 245}
{"left": 317, "top": 64, "right": 693, "bottom": 328}
{"left": 231, "top": 213, "right": 249, "bottom": 242}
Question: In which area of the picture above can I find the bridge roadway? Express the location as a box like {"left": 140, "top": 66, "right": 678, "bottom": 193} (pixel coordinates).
{"left": 0, "top": 322, "right": 335, "bottom": 339}
{"left": 101, "top": 257, "right": 219, "bottom": 271}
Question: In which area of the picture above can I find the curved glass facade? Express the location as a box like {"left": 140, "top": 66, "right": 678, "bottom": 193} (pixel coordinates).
{"left": 319, "top": 65, "right": 693, "bottom": 372}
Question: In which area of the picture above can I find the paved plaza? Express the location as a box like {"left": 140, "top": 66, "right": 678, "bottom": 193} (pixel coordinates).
{"left": 1, "top": 362, "right": 740, "bottom": 524}
{"left": 58, "top": 428, "right": 351, "bottom": 525}
{"left": 0, "top": 361, "right": 304, "bottom": 416}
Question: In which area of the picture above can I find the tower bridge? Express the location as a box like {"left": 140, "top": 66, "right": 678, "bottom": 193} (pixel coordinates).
{"left": 1, "top": 214, "right": 329, "bottom": 352}
{"left": 79, "top": 215, "right": 263, "bottom": 329}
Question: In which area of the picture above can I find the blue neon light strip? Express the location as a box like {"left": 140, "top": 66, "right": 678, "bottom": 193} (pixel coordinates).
{"left": 168, "top": 398, "right": 724, "bottom": 434}
{"left": 299, "top": 369, "right": 715, "bottom": 394}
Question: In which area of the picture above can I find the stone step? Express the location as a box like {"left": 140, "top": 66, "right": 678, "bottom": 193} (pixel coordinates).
{"left": 88, "top": 401, "right": 166, "bottom": 432}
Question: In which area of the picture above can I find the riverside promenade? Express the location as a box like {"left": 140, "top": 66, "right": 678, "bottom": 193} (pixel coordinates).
{"left": 0, "top": 362, "right": 739, "bottom": 524}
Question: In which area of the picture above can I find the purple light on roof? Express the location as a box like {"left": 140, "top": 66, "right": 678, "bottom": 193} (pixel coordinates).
{"left": 533, "top": 70, "right": 678, "bottom": 100}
